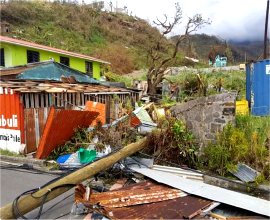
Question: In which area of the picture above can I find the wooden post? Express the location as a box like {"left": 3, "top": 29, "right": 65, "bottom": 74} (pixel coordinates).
{"left": 0, "top": 137, "right": 149, "bottom": 219}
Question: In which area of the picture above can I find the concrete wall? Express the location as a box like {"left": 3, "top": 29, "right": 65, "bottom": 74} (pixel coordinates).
{"left": 1, "top": 42, "right": 101, "bottom": 79}
{"left": 170, "top": 66, "right": 240, "bottom": 75}
{"left": 171, "top": 93, "right": 237, "bottom": 145}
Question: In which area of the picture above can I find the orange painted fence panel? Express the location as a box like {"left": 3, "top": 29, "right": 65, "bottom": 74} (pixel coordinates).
{"left": 0, "top": 88, "right": 24, "bottom": 153}
{"left": 36, "top": 107, "right": 99, "bottom": 159}
{"left": 85, "top": 101, "right": 106, "bottom": 125}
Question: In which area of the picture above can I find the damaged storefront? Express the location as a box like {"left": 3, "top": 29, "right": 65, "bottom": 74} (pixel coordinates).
{"left": 0, "top": 80, "right": 138, "bottom": 154}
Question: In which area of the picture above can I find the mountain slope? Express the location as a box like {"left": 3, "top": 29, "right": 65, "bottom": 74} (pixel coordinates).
{"left": 173, "top": 34, "right": 265, "bottom": 63}
{"left": 229, "top": 40, "right": 264, "bottom": 61}
{"left": 1, "top": 1, "right": 166, "bottom": 74}
{"left": 1, "top": 1, "right": 265, "bottom": 74}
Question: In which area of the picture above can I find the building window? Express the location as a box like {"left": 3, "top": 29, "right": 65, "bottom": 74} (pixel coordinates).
{"left": 27, "top": 50, "right": 40, "bottom": 63}
{"left": 85, "top": 61, "right": 93, "bottom": 77}
{"left": 0, "top": 48, "right": 4, "bottom": 67}
{"left": 60, "top": 56, "right": 70, "bottom": 67}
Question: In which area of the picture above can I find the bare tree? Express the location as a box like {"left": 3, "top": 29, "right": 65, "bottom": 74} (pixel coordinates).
{"left": 147, "top": 3, "right": 211, "bottom": 95}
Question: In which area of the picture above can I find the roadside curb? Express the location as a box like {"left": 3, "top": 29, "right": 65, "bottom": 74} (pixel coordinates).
{"left": 0, "top": 155, "right": 70, "bottom": 175}
{"left": 0, "top": 155, "right": 45, "bottom": 166}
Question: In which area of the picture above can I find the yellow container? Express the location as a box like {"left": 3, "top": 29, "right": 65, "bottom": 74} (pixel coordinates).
{"left": 236, "top": 100, "right": 249, "bottom": 115}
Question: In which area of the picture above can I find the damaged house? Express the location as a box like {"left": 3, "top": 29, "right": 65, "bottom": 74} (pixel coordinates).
{"left": 0, "top": 35, "right": 108, "bottom": 79}
{"left": 0, "top": 61, "right": 139, "bottom": 155}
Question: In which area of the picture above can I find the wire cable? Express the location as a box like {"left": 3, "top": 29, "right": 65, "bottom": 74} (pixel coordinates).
{"left": 53, "top": 212, "right": 70, "bottom": 219}
{"left": 41, "top": 193, "right": 73, "bottom": 215}
{"left": 12, "top": 184, "right": 76, "bottom": 220}
{"left": 10, "top": 145, "right": 123, "bottom": 220}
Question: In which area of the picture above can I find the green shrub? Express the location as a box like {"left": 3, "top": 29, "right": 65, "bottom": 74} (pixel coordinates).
{"left": 202, "top": 115, "right": 270, "bottom": 180}
{"left": 202, "top": 123, "right": 248, "bottom": 176}
{"left": 203, "top": 143, "right": 230, "bottom": 176}
{"left": 144, "top": 117, "right": 199, "bottom": 168}
{"left": 104, "top": 71, "right": 133, "bottom": 87}
{"left": 167, "top": 70, "right": 246, "bottom": 99}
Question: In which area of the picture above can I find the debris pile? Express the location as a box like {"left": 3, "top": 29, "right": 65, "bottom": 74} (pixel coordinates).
{"left": 2, "top": 102, "right": 269, "bottom": 220}
{"left": 70, "top": 157, "right": 269, "bottom": 219}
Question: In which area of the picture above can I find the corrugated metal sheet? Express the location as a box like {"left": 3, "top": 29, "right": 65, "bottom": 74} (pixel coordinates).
{"left": 0, "top": 62, "right": 55, "bottom": 77}
{"left": 0, "top": 88, "right": 24, "bottom": 153}
{"left": 36, "top": 107, "right": 99, "bottom": 159}
{"left": 132, "top": 107, "right": 155, "bottom": 125}
{"left": 88, "top": 181, "right": 187, "bottom": 208}
{"left": 102, "top": 196, "right": 212, "bottom": 219}
{"left": 231, "top": 164, "right": 259, "bottom": 183}
{"left": 0, "top": 65, "right": 36, "bottom": 76}
{"left": 247, "top": 59, "right": 270, "bottom": 116}
{"left": 85, "top": 101, "right": 106, "bottom": 125}
{"left": 130, "top": 166, "right": 270, "bottom": 217}
{"left": 24, "top": 108, "right": 50, "bottom": 153}
{"left": 15, "top": 62, "right": 99, "bottom": 84}
{"left": 131, "top": 107, "right": 157, "bottom": 128}
{"left": 152, "top": 165, "right": 204, "bottom": 182}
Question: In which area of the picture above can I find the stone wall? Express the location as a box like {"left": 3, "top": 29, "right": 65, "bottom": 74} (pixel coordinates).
{"left": 169, "top": 66, "right": 240, "bottom": 75}
{"left": 170, "top": 93, "right": 236, "bottom": 145}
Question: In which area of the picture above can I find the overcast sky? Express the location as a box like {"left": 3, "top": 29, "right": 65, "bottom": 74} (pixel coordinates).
{"left": 87, "top": 0, "right": 269, "bottom": 42}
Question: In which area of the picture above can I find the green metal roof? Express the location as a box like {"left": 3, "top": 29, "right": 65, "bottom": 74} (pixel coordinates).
{"left": 16, "top": 61, "right": 99, "bottom": 84}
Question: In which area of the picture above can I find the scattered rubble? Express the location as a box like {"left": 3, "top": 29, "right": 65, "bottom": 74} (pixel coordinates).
{"left": 70, "top": 157, "right": 269, "bottom": 219}
{"left": 1, "top": 100, "right": 269, "bottom": 219}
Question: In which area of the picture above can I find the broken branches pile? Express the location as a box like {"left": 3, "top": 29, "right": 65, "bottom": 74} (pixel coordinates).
{"left": 47, "top": 120, "right": 144, "bottom": 161}
{"left": 144, "top": 116, "right": 200, "bottom": 168}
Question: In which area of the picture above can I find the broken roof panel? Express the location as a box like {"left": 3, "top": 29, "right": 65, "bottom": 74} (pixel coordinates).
{"left": 88, "top": 181, "right": 187, "bottom": 208}
{"left": 231, "top": 163, "right": 260, "bottom": 183}
{"left": 152, "top": 165, "right": 204, "bottom": 182}
{"left": 130, "top": 166, "right": 270, "bottom": 217}
{"left": 0, "top": 80, "right": 131, "bottom": 94}
{"left": 1, "top": 61, "right": 99, "bottom": 84}
{"left": 131, "top": 107, "right": 157, "bottom": 128}
{"left": 103, "top": 196, "right": 212, "bottom": 219}
{"left": 36, "top": 107, "right": 99, "bottom": 159}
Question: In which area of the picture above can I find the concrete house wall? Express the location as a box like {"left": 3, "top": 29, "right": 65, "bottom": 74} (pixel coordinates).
{"left": 1, "top": 42, "right": 102, "bottom": 79}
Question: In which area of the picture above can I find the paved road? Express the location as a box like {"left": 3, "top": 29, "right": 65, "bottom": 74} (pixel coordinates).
{"left": 0, "top": 161, "right": 76, "bottom": 219}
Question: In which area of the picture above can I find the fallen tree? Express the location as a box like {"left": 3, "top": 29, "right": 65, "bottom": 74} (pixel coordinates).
{"left": 0, "top": 137, "right": 149, "bottom": 219}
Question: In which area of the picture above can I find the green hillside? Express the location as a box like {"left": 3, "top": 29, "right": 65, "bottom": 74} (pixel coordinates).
{"left": 1, "top": 1, "right": 169, "bottom": 74}
{"left": 1, "top": 1, "right": 264, "bottom": 74}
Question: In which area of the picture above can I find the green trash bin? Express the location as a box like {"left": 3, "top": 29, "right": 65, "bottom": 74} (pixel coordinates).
{"left": 78, "top": 148, "right": 96, "bottom": 164}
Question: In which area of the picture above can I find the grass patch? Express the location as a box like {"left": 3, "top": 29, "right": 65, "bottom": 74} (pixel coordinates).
{"left": 167, "top": 70, "right": 246, "bottom": 101}
{"left": 0, "top": 149, "right": 23, "bottom": 157}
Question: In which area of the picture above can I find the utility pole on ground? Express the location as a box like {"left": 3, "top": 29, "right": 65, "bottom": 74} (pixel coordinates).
{"left": 0, "top": 137, "right": 149, "bottom": 219}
